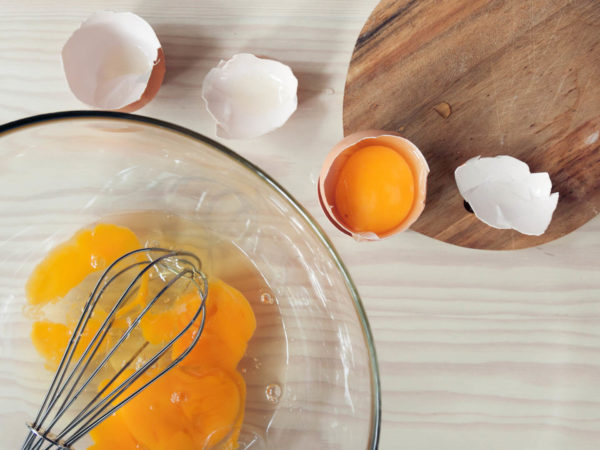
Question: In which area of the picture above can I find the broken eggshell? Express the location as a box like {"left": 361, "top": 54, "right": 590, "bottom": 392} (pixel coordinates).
{"left": 61, "top": 11, "right": 165, "bottom": 111}
{"left": 318, "top": 130, "right": 429, "bottom": 241}
{"left": 455, "top": 155, "right": 559, "bottom": 236}
{"left": 201, "top": 53, "right": 298, "bottom": 139}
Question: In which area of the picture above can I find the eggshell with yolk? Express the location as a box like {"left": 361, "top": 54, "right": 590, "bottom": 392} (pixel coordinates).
{"left": 318, "top": 130, "right": 429, "bottom": 241}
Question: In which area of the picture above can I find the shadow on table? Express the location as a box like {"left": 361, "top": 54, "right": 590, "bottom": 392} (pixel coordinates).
{"left": 151, "top": 23, "right": 219, "bottom": 85}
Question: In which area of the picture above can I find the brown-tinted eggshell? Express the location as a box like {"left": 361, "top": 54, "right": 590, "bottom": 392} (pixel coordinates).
{"left": 318, "top": 130, "right": 429, "bottom": 241}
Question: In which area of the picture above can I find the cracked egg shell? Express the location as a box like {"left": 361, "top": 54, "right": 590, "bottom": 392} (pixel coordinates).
{"left": 455, "top": 155, "right": 559, "bottom": 236}
{"left": 318, "top": 131, "right": 429, "bottom": 241}
{"left": 61, "top": 11, "right": 165, "bottom": 111}
{"left": 201, "top": 53, "right": 298, "bottom": 139}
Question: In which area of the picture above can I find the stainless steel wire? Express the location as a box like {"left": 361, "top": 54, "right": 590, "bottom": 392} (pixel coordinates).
{"left": 22, "top": 248, "right": 208, "bottom": 450}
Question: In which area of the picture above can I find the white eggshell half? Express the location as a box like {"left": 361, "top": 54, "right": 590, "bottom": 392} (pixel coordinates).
{"left": 62, "top": 11, "right": 163, "bottom": 110}
{"left": 202, "top": 53, "right": 298, "bottom": 139}
{"left": 455, "top": 155, "right": 559, "bottom": 236}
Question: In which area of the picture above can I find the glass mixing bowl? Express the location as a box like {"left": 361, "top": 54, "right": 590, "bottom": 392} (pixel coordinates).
{"left": 0, "top": 112, "right": 380, "bottom": 449}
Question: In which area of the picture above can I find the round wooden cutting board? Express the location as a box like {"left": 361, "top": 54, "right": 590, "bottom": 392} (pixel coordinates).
{"left": 343, "top": 0, "right": 600, "bottom": 250}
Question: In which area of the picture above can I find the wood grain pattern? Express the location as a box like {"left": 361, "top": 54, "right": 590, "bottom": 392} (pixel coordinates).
{"left": 344, "top": 0, "right": 600, "bottom": 250}
{"left": 1, "top": 1, "right": 600, "bottom": 449}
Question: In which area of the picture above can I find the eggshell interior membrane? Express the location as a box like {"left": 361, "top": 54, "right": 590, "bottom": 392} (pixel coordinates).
{"left": 318, "top": 130, "right": 429, "bottom": 241}
{"left": 202, "top": 53, "right": 298, "bottom": 139}
{"left": 61, "top": 11, "right": 164, "bottom": 110}
{"left": 455, "top": 155, "right": 559, "bottom": 236}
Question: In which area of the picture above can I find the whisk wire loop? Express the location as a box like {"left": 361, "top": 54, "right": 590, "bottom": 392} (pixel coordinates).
{"left": 23, "top": 248, "right": 208, "bottom": 450}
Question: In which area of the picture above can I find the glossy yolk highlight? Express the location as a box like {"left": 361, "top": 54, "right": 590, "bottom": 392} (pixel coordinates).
{"left": 27, "top": 224, "right": 256, "bottom": 450}
{"left": 334, "top": 145, "right": 415, "bottom": 235}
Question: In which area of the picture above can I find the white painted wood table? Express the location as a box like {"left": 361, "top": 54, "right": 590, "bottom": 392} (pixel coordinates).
{"left": 1, "top": 1, "right": 599, "bottom": 449}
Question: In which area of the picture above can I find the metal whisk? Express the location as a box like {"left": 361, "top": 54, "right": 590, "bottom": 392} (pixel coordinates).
{"left": 22, "top": 248, "right": 208, "bottom": 450}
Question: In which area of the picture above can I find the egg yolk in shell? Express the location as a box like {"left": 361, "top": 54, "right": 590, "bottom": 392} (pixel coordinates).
{"left": 27, "top": 223, "right": 256, "bottom": 449}
{"left": 333, "top": 145, "right": 415, "bottom": 235}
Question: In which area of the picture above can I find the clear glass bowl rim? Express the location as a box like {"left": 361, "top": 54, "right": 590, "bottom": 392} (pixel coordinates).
{"left": 0, "top": 110, "right": 381, "bottom": 449}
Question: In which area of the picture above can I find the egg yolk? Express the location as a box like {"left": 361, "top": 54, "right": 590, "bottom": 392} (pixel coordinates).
{"left": 30, "top": 321, "right": 70, "bottom": 370}
{"left": 26, "top": 223, "right": 143, "bottom": 305}
{"left": 27, "top": 223, "right": 256, "bottom": 450}
{"left": 334, "top": 145, "right": 415, "bottom": 235}
{"left": 31, "top": 308, "right": 108, "bottom": 371}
